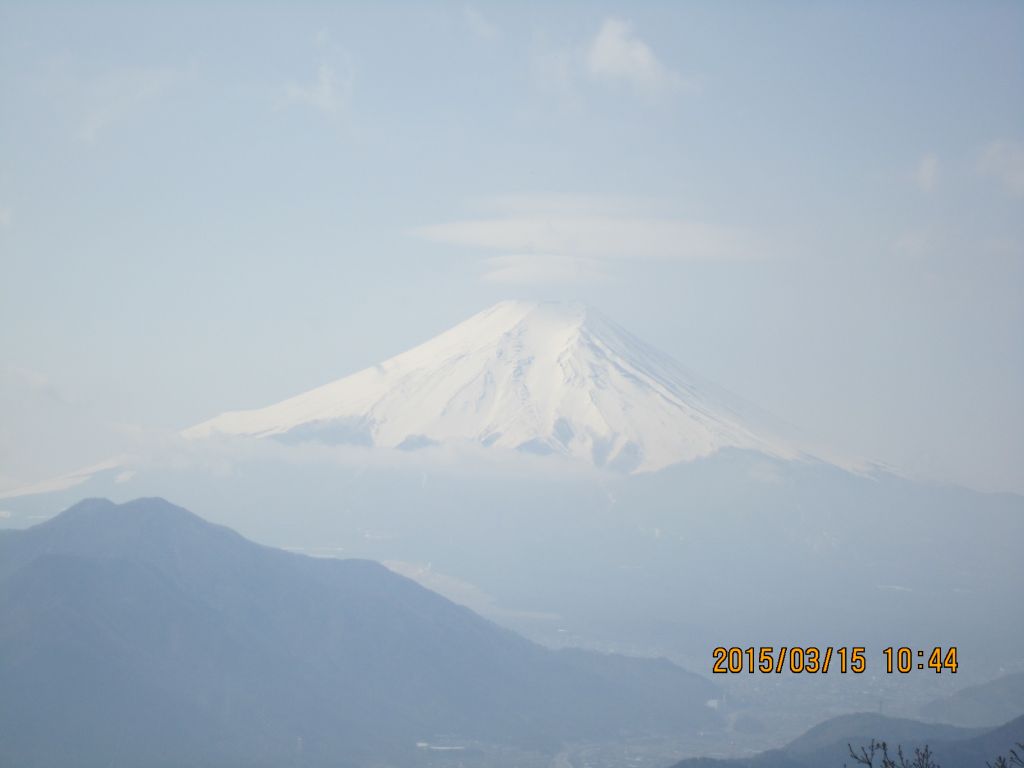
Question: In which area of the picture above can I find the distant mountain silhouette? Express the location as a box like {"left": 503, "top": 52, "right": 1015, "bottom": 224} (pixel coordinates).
{"left": 670, "top": 712, "right": 1024, "bottom": 768}
{"left": 920, "top": 672, "right": 1024, "bottom": 728}
{"left": 0, "top": 497, "right": 719, "bottom": 767}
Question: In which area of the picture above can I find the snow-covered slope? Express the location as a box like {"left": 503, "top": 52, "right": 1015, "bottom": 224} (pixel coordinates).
{"left": 184, "top": 300, "right": 804, "bottom": 472}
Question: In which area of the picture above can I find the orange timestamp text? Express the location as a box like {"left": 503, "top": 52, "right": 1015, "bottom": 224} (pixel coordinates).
{"left": 711, "top": 646, "right": 958, "bottom": 674}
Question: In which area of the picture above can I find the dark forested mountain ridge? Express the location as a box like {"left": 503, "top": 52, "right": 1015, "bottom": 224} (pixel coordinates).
{"left": 0, "top": 497, "right": 719, "bottom": 768}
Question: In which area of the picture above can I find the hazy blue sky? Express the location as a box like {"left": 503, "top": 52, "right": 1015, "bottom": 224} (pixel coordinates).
{"left": 1, "top": 1, "right": 1022, "bottom": 493}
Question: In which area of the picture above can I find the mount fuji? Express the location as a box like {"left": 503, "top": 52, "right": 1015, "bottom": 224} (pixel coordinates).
{"left": 185, "top": 300, "right": 806, "bottom": 473}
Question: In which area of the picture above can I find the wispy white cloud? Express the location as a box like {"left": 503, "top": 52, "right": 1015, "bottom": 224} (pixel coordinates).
{"left": 2, "top": 364, "right": 65, "bottom": 402}
{"left": 281, "top": 30, "right": 354, "bottom": 123}
{"left": 532, "top": 17, "right": 694, "bottom": 101}
{"left": 418, "top": 214, "right": 754, "bottom": 262}
{"left": 914, "top": 153, "right": 939, "bottom": 192}
{"left": 415, "top": 196, "right": 760, "bottom": 283}
{"left": 464, "top": 5, "right": 498, "bottom": 41}
{"left": 586, "top": 18, "right": 685, "bottom": 94}
{"left": 978, "top": 139, "right": 1024, "bottom": 196}
{"left": 283, "top": 63, "right": 352, "bottom": 118}
{"left": 75, "top": 65, "right": 190, "bottom": 143}
{"left": 481, "top": 253, "right": 607, "bottom": 284}
{"left": 471, "top": 194, "right": 662, "bottom": 216}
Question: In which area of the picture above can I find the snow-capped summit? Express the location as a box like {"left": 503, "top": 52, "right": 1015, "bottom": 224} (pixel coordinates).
{"left": 184, "top": 300, "right": 803, "bottom": 472}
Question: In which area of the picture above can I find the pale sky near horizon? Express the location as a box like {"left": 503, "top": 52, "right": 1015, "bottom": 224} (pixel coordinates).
{"left": 1, "top": 1, "right": 1022, "bottom": 493}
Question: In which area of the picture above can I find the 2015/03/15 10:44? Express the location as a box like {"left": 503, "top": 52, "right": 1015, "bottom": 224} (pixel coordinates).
{"left": 711, "top": 646, "right": 958, "bottom": 674}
